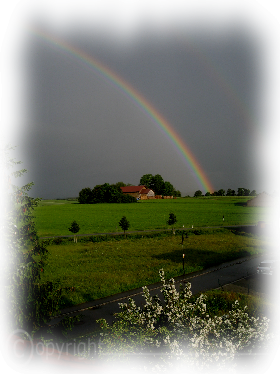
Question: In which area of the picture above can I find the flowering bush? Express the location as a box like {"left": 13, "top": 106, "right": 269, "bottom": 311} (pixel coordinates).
{"left": 96, "top": 269, "right": 271, "bottom": 371}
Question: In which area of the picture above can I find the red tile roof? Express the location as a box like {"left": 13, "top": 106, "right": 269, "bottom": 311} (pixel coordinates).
{"left": 120, "top": 186, "right": 146, "bottom": 193}
{"left": 141, "top": 189, "right": 152, "bottom": 194}
{"left": 0, "top": 331, "right": 129, "bottom": 374}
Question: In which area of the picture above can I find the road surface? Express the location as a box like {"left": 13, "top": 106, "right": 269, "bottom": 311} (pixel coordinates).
{"left": 48, "top": 253, "right": 267, "bottom": 339}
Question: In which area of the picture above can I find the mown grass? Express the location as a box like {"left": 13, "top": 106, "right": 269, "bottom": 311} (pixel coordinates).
{"left": 39, "top": 229, "right": 269, "bottom": 308}
{"left": 34, "top": 197, "right": 269, "bottom": 237}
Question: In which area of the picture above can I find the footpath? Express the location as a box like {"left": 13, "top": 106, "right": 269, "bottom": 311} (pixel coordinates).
{"left": 48, "top": 253, "right": 264, "bottom": 339}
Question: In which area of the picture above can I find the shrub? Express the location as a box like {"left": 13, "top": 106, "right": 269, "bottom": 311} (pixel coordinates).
{"left": 96, "top": 269, "right": 271, "bottom": 371}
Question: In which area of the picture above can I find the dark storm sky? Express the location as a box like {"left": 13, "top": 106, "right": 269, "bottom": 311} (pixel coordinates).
{"left": 7, "top": 3, "right": 272, "bottom": 199}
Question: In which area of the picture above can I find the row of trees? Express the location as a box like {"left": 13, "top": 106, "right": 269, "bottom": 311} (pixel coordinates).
{"left": 194, "top": 188, "right": 257, "bottom": 197}
{"left": 78, "top": 183, "right": 137, "bottom": 204}
{"left": 139, "top": 174, "right": 181, "bottom": 197}
{"left": 68, "top": 216, "right": 131, "bottom": 239}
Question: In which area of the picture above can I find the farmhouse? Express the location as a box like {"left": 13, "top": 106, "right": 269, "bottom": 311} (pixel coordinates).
{"left": 120, "top": 186, "right": 155, "bottom": 200}
{"left": 246, "top": 192, "right": 275, "bottom": 207}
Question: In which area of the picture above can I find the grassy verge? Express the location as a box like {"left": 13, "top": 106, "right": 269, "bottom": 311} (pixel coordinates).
{"left": 39, "top": 229, "right": 269, "bottom": 308}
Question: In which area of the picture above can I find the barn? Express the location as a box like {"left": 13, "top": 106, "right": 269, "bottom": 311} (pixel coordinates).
{"left": 120, "top": 186, "right": 155, "bottom": 200}
{"left": 246, "top": 192, "right": 275, "bottom": 207}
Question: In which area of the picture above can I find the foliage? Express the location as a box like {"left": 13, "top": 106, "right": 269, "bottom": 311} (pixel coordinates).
{"left": 118, "top": 216, "right": 130, "bottom": 237}
{"left": 69, "top": 220, "right": 80, "bottom": 243}
{"left": 78, "top": 187, "right": 93, "bottom": 204}
{"left": 78, "top": 183, "right": 137, "bottom": 204}
{"left": 0, "top": 129, "right": 77, "bottom": 340}
{"left": 167, "top": 212, "right": 177, "bottom": 234}
{"left": 0, "top": 127, "right": 40, "bottom": 243}
{"left": 139, "top": 173, "right": 153, "bottom": 188}
{"left": 194, "top": 190, "right": 203, "bottom": 197}
{"left": 237, "top": 188, "right": 251, "bottom": 197}
{"left": 113, "top": 181, "right": 132, "bottom": 188}
{"left": 139, "top": 173, "right": 181, "bottom": 196}
{"left": 226, "top": 189, "right": 236, "bottom": 196}
{"left": 96, "top": 270, "right": 271, "bottom": 370}
{"left": 163, "top": 181, "right": 175, "bottom": 196}
{"left": 68, "top": 220, "right": 80, "bottom": 234}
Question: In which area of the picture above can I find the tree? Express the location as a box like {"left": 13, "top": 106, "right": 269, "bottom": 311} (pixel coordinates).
{"left": 217, "top": 189, "right": 225, "bottom": 196}
{"left": 119, "top": 216, "right": 130, "bottom": 237}
{"left": 78, "top": 187, "right": 93, "bottom": 204}
{"left": 174, "top": 189, "right": 181, "bottom": 198}
{"left": 0, "top": 127, "right": 40, "bottom": 244}
{"left": 97, "top": 270, "right": 270, "bottom": 371}
{"left": 68, "top": 220, "right": 80, "bottom": 243}
{"left": 167, "top": 212, "right": 177, "bottom": 234}
{"left": 194, "top": 190, "right": 202, "bottom": 197}
{"left": 237, "top": 188, "right": 251, "bottom": 196}
{"left": 163, "top": 181, "right": 175, "bottom": 196}
{"left": 139, "top": 174, "right": 153, "bottom": 188}
{"left": 139, "top": 174, "right": 180, "bottom": 197}
{"left": 250, "top": 190, "right": 257, "bottom": 196}
{"left": 244, "top": 188, "right": 251, "bottom": 196}
{"left": 226, "top": 189, "right": 235, "bottom": 196}
{"left": 150, "top": 174, "right": 165, "bottom": 195}
{"left": 205, "top": 191, "right": 211, "bottom": 196}
{"left": 114, "top": 181, "right": 131, "bottom": 188}
{"left": 0, "top": 128, "right": 75, "bottom": 341}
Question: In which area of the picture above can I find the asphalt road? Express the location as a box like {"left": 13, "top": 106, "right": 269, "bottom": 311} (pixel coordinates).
{"left": 48, "top": 253, "right": 267, "bottom": 339}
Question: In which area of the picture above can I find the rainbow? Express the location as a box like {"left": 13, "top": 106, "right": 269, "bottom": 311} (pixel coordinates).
{"left": 137, "top": 2, "right": 279, "bottom": 173}
{"left": 31, "top": 28, "right": 214, "bottom": 193}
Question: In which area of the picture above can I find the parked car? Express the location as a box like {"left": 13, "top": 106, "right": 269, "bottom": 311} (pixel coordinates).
{"left": 257, "top": 260, "right": 276, "bottom": 275}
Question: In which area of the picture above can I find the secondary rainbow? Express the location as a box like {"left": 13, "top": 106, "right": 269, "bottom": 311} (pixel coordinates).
{"left": 32, "top": 28, "right": 214, "bottom": 193}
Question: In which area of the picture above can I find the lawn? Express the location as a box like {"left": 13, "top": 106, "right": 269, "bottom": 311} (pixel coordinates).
{"left": 34, "top": 197, "right": 269, "bottom": 237}
{"left": 39, "top": 228, "right": 269, "bottom": 308}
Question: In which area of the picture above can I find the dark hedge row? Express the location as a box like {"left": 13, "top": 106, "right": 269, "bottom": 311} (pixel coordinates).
{"left": 78, "top": 183, "right": 137, "bottom": 204}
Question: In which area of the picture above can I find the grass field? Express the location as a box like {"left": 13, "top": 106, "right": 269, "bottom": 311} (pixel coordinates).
{"left": 34, "top": 197, "right": 269, "bottom": 237}
{"left": 39, "top": 228, "right": 270, "bottom": 308}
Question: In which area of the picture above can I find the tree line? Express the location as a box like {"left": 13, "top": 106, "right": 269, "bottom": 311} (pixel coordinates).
{"left": 78, "top": 174, "right": 181, "bottom": 204}
{"left": 194, "top": 188, "right": 257, "bottom": 197}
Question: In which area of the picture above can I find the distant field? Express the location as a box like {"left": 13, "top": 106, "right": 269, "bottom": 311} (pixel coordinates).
{"left": 34, "top": 197, "right": 269, "bottom": 237}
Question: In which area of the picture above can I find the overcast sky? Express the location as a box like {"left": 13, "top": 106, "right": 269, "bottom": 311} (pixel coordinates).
{"left": 2, "top": 1, "right": 280, "bottom": 199}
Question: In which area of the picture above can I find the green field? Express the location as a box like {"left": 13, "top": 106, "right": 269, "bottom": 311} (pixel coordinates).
{"left": 34, "top": 197, "right": 269, "bottom": 237}
{"left": 39, "top": 228, "right": 270, "bottom": 308}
